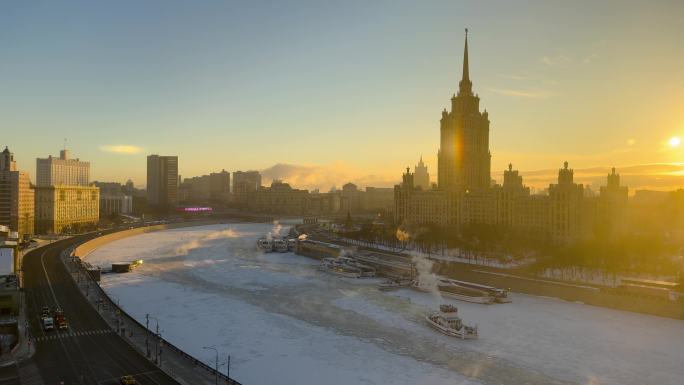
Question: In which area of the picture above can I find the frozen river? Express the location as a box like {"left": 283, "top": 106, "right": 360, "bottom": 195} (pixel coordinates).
{"left": 86, "top": 222, "right": 684, "bottom": 385}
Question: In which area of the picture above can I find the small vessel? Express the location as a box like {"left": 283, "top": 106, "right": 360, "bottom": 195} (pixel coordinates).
{"left": 337, "top": 256, "right": 376, "bottom": 277}
{"left": 378, "top": 277, "right": 413, "bottom": 291}
{"left": 319, "top": 257, "right": 362, "bottom": 278}
{"left": 438, "top": 283, "right": 494, "bottom": 304}
{"left": 287, "top": 238, "right": 297, "bottom": 251}
{"left": 256, "top": 238, "right": 273, "bottom": 252}
{"left": 425, "top": 304, "right": 478, "bottom": 339}
{"left": 273, "top": 238, "right": 289, "bottom": 253}
{"left": 412, "top": 279, "right": 494, "bottom": 304}
{"left": 443, "top": 278, "right": 511, "bottom": 303}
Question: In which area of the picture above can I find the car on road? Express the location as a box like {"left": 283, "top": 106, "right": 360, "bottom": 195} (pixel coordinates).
{"left": 41, "top": 306, "right": 50, "bottom": 318}
{"left": 42, "top": 317, "right": 54, "bottom": 331}
{"left": 119, "top": 375, "right": 138, "bottom": 384}
{"left": 54, "top": 309, "right": 68, "bottom": 330}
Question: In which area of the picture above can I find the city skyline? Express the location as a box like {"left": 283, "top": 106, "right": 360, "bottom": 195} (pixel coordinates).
{"left": 2, "top": 1, "right": 683, "bottom": 191}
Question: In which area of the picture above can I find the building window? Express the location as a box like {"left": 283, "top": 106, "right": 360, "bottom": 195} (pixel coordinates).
{"left": 60, "top": 190, "right": 66, "bottom": 201}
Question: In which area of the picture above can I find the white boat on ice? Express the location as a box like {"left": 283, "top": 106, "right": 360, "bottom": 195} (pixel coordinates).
{"left": 425, "top": 304, "right": 478, "bottom": 339}
{"left": 320, "top": 257, "right": 363, "bottom": 278}
{"left": 256, "top": 238, "right": 273, "bottom": 252}
{"left": 378, "top": 277, "right": 413, "bottom": 291}
{"left": 273, "top": 238, "right": 289, "bottom": 253}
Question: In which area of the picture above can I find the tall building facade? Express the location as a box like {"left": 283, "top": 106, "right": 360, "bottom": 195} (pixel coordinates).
{"left": 147, "top": 155, "right": 179, "bottom": 209}
{"left": 209, "top": 170, "right": 230, "bottom": 202}
{"left": 34, "top": 148, "right": 99, "bottom": 234}
{"left": 0, "top": 147, "right": 35, "bottom": 239}
{"left": 179, "top": 169, "right": 230, "bottom": 204}
{"left": 394, "top": 31, "right": 624, "bottom": 245}
{"left": 438, "top": 30, "right": 491, "bottom": 193}
{"left": 232, "top": 171, "right": 262, "bottom": 204}
{"left": 598, "top": 168, "right": 628, "bottom": 237}
{"left": 36, "top": 149, "right": 89, "bottom": 187}
{"left": 414, "top": 156, "right": 430, "bottom": 190}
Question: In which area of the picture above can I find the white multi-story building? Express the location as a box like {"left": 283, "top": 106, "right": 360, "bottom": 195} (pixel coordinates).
{"left": 34, "top": 148, "right": 99, "bottom": 234}
{"left": 36, "top": 149, "right": 90, "bottom": 187}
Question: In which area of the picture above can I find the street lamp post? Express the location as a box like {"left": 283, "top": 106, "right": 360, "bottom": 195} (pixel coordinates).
{"left": 203, "top": 345, "right": 219, "bottom": 385}
{"left": 145, "top": 314, "right": 150, "bottom": 358}
{"left": 226, "top": 354, "right": 231, "bottom": 384}
{"left": 109, "top": 294, "right": 121, "bottom": 333}
{"left": 147, "top": 316, "right": 160, "bottom": 364}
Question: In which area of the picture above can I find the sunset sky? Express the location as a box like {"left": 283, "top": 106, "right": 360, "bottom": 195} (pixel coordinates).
{"left": 1, "top": 1, "right": 683, "bottom": 191}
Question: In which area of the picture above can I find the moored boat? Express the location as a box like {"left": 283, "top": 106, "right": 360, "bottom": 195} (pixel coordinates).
{"left": 378, "top": 277, "right": 413, "bottom": 291}
{"left": 273, "top": 238, "right": 289, "bottom": 252}
{"left": 256, "top": 238, "right": 273, "bottom": 252}
{"left": 443, "top": 278, "right": 511, "bottom": 303}
{"left": 425, "top": 304, "right": 478, "bottom": 339}
{"left": 438, "top": 283, "right": 494, "bottom": 304}
{"left": 319, "top": 257, "right": 363, "bottom": 278}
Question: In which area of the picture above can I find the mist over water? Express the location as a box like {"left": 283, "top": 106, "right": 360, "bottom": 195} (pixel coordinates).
{"left": 266, "top": 220, "right": 283, "bottom": 240}
{"left": 411, "top": 251, "right": 443, "bottom": 300}
{"left": 174, "top": 228, "right": 240, "bottom": 255}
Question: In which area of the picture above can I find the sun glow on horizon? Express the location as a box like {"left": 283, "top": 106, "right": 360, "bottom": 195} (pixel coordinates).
{"left": 668, "top": 136, "right": 681, "bottom": 147}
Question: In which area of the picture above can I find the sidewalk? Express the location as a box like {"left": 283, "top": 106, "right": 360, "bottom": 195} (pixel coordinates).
{"left": 0, "top": 292, "right": 36, "bottom": 367}
{"left": 61, "top": 251, "right": 240, "bottom": 385}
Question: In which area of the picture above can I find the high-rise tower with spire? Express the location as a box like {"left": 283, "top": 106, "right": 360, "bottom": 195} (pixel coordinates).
{"left": 414, "top": 156, "right": 430, "bottom": 190}
{"left": 438, "top": 29, "right": 491, "bottom": 192}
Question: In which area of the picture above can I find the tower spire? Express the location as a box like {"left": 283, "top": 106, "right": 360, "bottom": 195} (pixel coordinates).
{"left": 459, "top": 28, "right": 473, "bottom": 96}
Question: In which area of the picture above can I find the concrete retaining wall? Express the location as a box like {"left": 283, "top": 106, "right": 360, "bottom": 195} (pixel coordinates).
{"left": 74, "top": 220, "right": 222, "bottom": 260}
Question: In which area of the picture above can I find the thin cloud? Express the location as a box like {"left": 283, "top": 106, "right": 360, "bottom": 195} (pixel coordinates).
{"left": 99, "top": 145, "right": 144, "bottom": 154}
{"left": 541, "top": 52, "right": 572, "bottom": 67}
{"left": 496, "top": 73, "right": 529, "bottom": 81}
{"left": 486, "top": 87, "right": 551, "bottom": 99}
{"left": 583, "top": 53, "right": 599, "bottom": 64}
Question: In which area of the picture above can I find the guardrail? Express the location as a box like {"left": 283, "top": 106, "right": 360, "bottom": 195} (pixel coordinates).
{"left": 62, "top": 245, "right": 242, "bottom": 385}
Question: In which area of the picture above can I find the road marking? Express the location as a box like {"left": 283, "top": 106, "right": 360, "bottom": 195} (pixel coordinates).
{"left": 39, "top": 250, "right": 61, "bottom": 308}
{"left": 36, "top": 329, "right": 113, "bottom": 342}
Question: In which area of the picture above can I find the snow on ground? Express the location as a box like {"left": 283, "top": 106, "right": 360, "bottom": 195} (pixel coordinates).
{"left": 86, "top": 222, "right": 684, "bottom": 385}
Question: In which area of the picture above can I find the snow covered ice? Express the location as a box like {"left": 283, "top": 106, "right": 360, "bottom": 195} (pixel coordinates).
{"left": 86, "top": 222, "right": 684, "bottom": 385}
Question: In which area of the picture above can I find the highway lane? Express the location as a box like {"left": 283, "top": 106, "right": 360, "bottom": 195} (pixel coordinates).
{"left": 23, "top": 234, "right": 180, "bottom": 385}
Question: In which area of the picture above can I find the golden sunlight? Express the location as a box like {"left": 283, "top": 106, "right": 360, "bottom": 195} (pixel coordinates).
{"left": 668, "top": 136, "right": 681, "bottom": 147}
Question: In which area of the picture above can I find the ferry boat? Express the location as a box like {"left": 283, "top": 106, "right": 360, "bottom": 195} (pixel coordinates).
{"left": 425, "top": 304, "right": 478, "bottom": 339}
{"left": 256, "top": 238, "right": 273, "bottom": 252}
{"left": 287, "top": 238, "right": 297, "bottom": 251}
{"left": 319, "top": 257, "right": 363, "bottom": 278}
{"left": 273, "top": 238, "right": 289, "bottom": 253}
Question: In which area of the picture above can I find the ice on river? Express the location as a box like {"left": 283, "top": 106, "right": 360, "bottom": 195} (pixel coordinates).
{"left": 86, "top": 222, "right": 684, "bottom": 385}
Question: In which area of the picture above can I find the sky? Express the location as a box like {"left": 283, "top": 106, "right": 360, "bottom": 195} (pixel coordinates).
{"left": 1, "top": 0, "right": 683, "bottom": 191}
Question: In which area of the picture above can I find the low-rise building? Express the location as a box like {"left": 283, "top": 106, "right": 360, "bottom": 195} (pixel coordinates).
{"left": 246, "top": 180, "right": 308, "bottom": 215}
{"left": 93, "top": 182, "right": 133, "bottom": 216}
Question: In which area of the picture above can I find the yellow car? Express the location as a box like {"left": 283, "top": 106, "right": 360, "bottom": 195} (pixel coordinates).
{"left": 119, "top": 375, "right": 137, "bottom": 385}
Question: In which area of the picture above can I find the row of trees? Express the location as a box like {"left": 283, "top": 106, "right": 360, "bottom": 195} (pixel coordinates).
{"left": 340, "top": 218, "right": 684, "bottom": 281}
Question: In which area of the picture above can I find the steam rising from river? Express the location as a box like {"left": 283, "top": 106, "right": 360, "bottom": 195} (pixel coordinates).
{"left": 411, "top": 251, "right": 443, "bottom": 300}
{"left": 266, "top": 220, "right": 283, "bottom": 240}
{"left": 175, "top": 228, "right": 240, "bottom": 255}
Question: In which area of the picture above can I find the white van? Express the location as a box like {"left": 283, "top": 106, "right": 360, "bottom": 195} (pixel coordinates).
{"left": 42, "top": 317, "right": 55, "bottom": 331}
